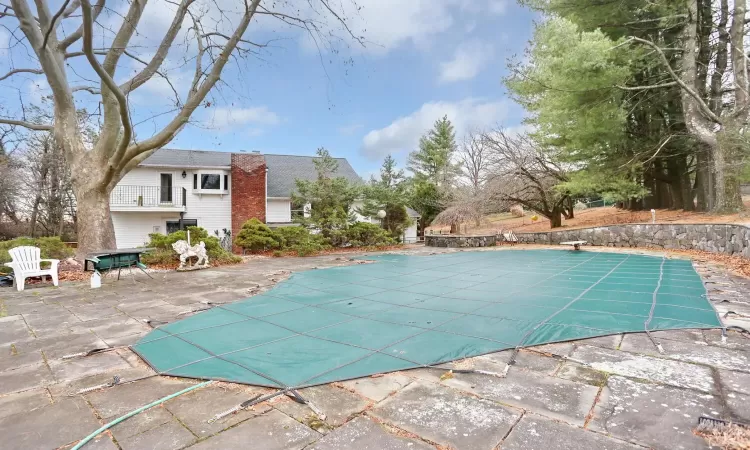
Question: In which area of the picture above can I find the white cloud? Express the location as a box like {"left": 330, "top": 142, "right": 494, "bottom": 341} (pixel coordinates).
{"left": 209, "top": 106, "right": 280, "bottom": 130}
{"left": 26, "top": 79, "right": 51, "bottom": 104}
{"left": 295, "top": 0, "right": 470, "bottom": 55}
{"left": 488, "top": 0, "right": 509, "bottom": 15}
{"left": 338, "top": 123, "right": 364, "bottom": 136}
{"left": 361, "top": 98, "right": 511, "bottom": 160}
{"left": 438, "top": 40, "right": 494, "bottom": 83}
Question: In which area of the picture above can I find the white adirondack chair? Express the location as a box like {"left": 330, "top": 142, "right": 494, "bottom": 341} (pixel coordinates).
{"left": 3, "top": 246, "right": 59, "bottom": 291}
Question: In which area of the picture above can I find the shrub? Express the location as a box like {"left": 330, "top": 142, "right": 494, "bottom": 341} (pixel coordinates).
{"left": 274, "top": 226, "right": 310, "bottom": 247}
{"left": 234, "top": 219, "right": 280, "bottom": 252}
{"left": 0, "top": 236, "right": 74, "bottom": 274}
{"left": 274, "top": 226, "right": 329, "bottom": 247}
{"left": 272, "top": 250, "right": 283, "bottom": 257}
{"left": 510, "top": 204, "right": 525, "bottom": 217}
{"left": 344, "top": 222, "right": 395, "bottom": 247}
{"left": 289, "top": 241, "right": 328, "bottom": 256}
{"left": 142, "top": 226, "right": 241, "bottom": 266}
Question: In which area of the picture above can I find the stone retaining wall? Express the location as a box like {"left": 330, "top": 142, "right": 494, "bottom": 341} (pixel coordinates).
{"left": 515, "top": 223, "right": 750, "bottom": 258}
{"left": 425, "top": 234, "right": 497, "bottom": 248}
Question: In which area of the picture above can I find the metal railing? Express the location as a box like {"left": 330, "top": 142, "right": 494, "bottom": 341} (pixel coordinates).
{"left": 291, "top": 209, "right": 305, "bottom": 221}
{"left": 110, "top": 185, "right": 186, "bottom": 208}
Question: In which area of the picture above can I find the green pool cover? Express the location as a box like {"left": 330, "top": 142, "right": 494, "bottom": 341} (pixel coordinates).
{"left": 132, "top": 250, "right": 722, "bottom": 388}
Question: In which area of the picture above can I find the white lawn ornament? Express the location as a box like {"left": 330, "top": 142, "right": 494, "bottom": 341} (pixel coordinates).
{"left": 172, "top": 240, "right": 209, "bottom": 270}
{"left": 3, "top": 246, "right": 59, "bottom": 291}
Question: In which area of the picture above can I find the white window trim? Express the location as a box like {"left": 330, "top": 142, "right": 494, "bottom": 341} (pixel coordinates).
{"left": 193, "top": 170, "right": 229, "bottom": 195}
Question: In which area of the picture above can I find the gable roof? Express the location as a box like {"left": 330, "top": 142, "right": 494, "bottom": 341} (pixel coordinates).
{"left": 138, "top": 149, "right": 362, "bottom": 197}
{"left": 139, "top": 148, "right": 231, "bottom": 168}
{"left": 264, "top": 154, "right": 362, "bottom": 198}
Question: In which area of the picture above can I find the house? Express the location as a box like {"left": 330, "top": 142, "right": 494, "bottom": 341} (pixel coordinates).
{"left": 110, "top": 149, "right": 363, "bottom": 249}
{"left": 404, "top": 207, "right": 421, "bottom": 244}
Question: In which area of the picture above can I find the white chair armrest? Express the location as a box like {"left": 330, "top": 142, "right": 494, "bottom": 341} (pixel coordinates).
{"left": 3, "top": 262, "right": 14, "bottom": 268}
{"left": 40, "top": 259, "right": 60, "bottom": 270}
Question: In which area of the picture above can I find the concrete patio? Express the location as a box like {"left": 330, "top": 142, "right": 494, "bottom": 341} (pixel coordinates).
{"left": 1, "top": 246, "right": 749, "bottom": 450}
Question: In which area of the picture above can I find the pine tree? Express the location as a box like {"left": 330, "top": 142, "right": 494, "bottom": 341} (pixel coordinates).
{"left": 292, "top": 148, "right": 358, "bottom": 245}
{"left": 407, "top": 115, "right": 458, "bottom": 229}
{"left": 408, "top": 115, "right": 458, "bottom": 187}
{"left": 359, "top": 154, "right": 411, "bottom": 238}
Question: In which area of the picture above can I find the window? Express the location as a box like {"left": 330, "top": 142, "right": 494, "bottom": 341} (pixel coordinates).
{"left": 166, "top": 219, "right": 197, "bottom": 234}
{"left": 224, "top": 175, "right": 229, "bottom": 191}
{"left": 201, "top": 174, "right": 221, "bottom": 190}
{"left": 160, "top": 173, "right": 173, "bottom": 202}
{"left": 193, "top": 174, "right": 197, "bottom": 190}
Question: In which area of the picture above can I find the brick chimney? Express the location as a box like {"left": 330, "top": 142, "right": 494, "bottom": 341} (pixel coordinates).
{"left": 231, "top": 153, "right": 266, "bottom": 252}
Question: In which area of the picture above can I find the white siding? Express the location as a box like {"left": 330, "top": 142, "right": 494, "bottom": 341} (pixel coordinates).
{"left": 403, "top": 223, "right": 418, "bottom": 243}
{"left": 112, "top": 212, "right": 180, "bottom": 248}
{"left": 112, "top": 167, "right": 232, "bottom": 247}
{"left": 350, "top": 200, "right": 377, "bottom": 224}
{"left": 267, "top": 199, "right": 291, "bottom": 223}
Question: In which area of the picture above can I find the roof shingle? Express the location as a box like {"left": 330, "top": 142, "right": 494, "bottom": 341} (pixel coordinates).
{"left": 264, "top": 154, "right": 362, "bottom": 198}
{"left": 139, "top": 149, "right": 362, "bottom": 198}
{"left": 139, "top": 148, "right": 231, "bottom": 168}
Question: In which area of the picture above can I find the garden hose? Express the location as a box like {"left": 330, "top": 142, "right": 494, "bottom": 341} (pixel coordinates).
{"left": 71, "top": 380, "right": 212, "bottom": 449}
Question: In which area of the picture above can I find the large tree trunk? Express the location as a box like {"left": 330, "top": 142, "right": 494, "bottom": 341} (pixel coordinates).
{"left": 712, "top": 134, "right": 743, "bottom": 212}
{"left": 666, "top": 156, "right": 692, "bottom": 210}
{"left": 695, "top": 147, "right": 711, "bottom": 211}
{"left": 74, "top": 186, "right": 117, "bottom": 259}
{"left": 548, "top": 208, "right": 562, "bottom": 228}
{"left": 562, "top": 197, "right": 574, "bottom": 219}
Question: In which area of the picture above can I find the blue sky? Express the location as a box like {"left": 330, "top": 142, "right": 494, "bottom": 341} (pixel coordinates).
{"left": 0, "top": 0, "right": 535, "bottom": 178}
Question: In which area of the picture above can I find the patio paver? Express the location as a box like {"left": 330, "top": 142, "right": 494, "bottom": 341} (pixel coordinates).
{"left": 0, "top": 247, "right": 747, "bottom": 450}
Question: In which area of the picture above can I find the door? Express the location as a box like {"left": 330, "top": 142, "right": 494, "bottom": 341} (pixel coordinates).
{"left": 160, "top": 173, "right": 173, "bottom": 203}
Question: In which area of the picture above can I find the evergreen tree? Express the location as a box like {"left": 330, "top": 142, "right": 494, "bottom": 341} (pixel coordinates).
{"left": 292, "top": 148, "right": 358, "bottom": 246}
{"left": 359, "top": 155, "right": 412, "bottom": 238}
{"left": 408, "top": 115, "right": 458, "bottom": 187}
{"left": 234, "top": 219, "right": 280, "bottom": 252}
{"left": 407, "top": 116, "right": 458, "bottom": 230}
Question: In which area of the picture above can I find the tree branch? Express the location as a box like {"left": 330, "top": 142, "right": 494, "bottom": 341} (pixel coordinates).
{"left": 80, "top": 0, "right": 131, "bottom": 182}
{"left": 119, "top": 0, "right": 194, "bottom": 95}
{"left": 57, "top": 0, "right": 103, "bottom": 50}
{"left": 120, "top": 0, "right": 262, "bottom": 171}
{"left": 0, "top": 118, "right": 53, "bottom": 130}
{"left": 0, "top": 67, "right": 44, "bottom": 81}
{"left": 71, "top": 85, "right": 100, "bottom": 94}
{"left": 628, "top": 36, "right": 721, "bottom": 123}
{"left": 41, "top": 0, "right": 71, "bottom": 49}
{"left": 615, "top": 81, "right": 678, "bottom": 90}
{"left": 102, "top": 0, "right": 146, "bottom": 75}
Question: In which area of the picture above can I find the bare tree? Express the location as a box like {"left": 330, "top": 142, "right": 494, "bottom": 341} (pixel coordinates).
{"left": 484, "top": 129, "right": 570, "bottom": 228}
{"left": 20, "top": 131, "right": 75, "bottom": 237}
{"left": 458, "top": 129, "right": 490, "bottom": 196}
{"left": 0, "top": 0, "right": 362, "bottom": 256}
{"left": 0, "top": 128, "right": 21, "bottom": 228}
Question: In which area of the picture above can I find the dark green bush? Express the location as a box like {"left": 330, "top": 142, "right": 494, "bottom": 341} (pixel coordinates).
{"left": 274, "top": 226, "right": 329, "bottom": 247}
{"left": 234, "top": 219, "right": 280, "bottom": 252}
{"left": 142, "top": 226, "right": 241, "bottom": 265}
{"left": 289, "top": 241, "right": 329, "bottom": 256}
{"left": 344, "top": 222, "right": 396, "bottom": 247}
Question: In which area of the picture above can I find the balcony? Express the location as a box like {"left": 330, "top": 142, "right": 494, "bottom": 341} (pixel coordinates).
{"left": 110, "top": 185, "right": 186, "bottom": 212}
